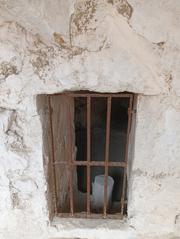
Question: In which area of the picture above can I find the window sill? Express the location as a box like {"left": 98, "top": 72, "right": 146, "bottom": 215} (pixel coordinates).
{"left": 51, "top": 216, "right": 130, "bottom": 230}
{"left": 50, "top": 217, "right": 136, "bottom": 239}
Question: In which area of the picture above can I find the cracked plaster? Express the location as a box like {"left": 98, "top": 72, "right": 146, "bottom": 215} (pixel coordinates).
{"left": 0, "top": 0, "right": 180, "bottom": 239}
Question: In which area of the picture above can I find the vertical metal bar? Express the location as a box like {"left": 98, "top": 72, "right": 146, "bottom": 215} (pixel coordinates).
{"left": 48, "top": 96, "right": 58, "bottom": 215}
{"left": 68, "top": 97, "right": 74, "bottom": 216}
{"left": 104, "top": 97, "right": 112, "bottom": 217}
{"left": 87, "top": 96, "right": 91, "bottom": 216}
{"left": 120, "top": 95, "right": 133, "bottom": 215}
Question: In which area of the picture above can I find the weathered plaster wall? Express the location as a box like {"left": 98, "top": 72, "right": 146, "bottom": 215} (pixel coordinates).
{"left": 0, "top": 0, "right": 180, "bottom": 238}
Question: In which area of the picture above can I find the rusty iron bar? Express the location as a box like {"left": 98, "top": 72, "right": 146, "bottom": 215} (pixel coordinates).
{"left": 52, "top": 161, "right": 127, "bottom": 167}
{"left": 66, "top": 93, "right": 132, "bottom": 98}
{"left": 120, "top": 95, "right": 133, "bottom": 215}
{"left": 103, "top": 96, "right": 112, "bottom": 217}
{"left": 48, "top": 96, "right": 58, "bottom": 215}
{"left": 68, "top": 99, "right": 74, "bottom": 216}
{"left": 52, "top": 92, "right": 132, "bottom": 98}
{"left": 87, "top": 96, "right": 91, "bottom": 216}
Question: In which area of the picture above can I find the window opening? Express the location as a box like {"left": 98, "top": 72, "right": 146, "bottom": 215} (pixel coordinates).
{"left": 48, "top": 92, "right": 134, "bottom": 219}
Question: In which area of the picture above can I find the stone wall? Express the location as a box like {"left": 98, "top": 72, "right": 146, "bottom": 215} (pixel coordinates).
{"left": 0, "top": 0, "right": 180, "bottom": 238}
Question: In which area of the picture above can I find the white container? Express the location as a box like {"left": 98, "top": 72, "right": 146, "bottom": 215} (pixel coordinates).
{"left": 92, "top": 175, "right": 114, "bottom": 211}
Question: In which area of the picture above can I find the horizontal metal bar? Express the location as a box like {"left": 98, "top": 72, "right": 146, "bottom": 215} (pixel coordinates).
{"left": 52, "top": 161, "right": 127, "bottom": 167}
{"left": 56, "top": 212, "right": 124, "bottom": 219}
{"left": 50, "top": 92, "right": 133, "bottom": 98}
{"left": 68, "top": 93, "right": 132, "bottom": 98}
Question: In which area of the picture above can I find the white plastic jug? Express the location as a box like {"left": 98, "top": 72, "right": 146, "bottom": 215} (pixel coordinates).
{"left": 92, "top": 175, "right": 114, "bottom": 211}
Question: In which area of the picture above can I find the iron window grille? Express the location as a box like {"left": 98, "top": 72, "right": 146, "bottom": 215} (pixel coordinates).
{"left": 47, "top": 92, "right": 135, "bottom": 219}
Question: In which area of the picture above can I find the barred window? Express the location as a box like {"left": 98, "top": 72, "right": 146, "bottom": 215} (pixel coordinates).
{"left": 45, "top": 92, "right": 135, "bottom": 219}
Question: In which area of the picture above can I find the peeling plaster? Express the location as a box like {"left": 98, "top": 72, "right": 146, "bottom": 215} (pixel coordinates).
{"left": 71, "top": 0, "right": 97, "bottom": 35}
{"left": 0, "top": 61, "right": 18, "bottom": 81}
{"left": 107, "top": 0, "right": 133, "bottom": 20}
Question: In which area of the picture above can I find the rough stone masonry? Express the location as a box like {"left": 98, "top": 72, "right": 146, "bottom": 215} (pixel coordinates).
{"left": 0, "top": 0, "right": 180, "bottom": 239}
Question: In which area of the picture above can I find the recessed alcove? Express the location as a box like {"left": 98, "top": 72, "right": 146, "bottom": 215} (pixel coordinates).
{"left": 36, "top": 91, "right": 137, "bottom": 219}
